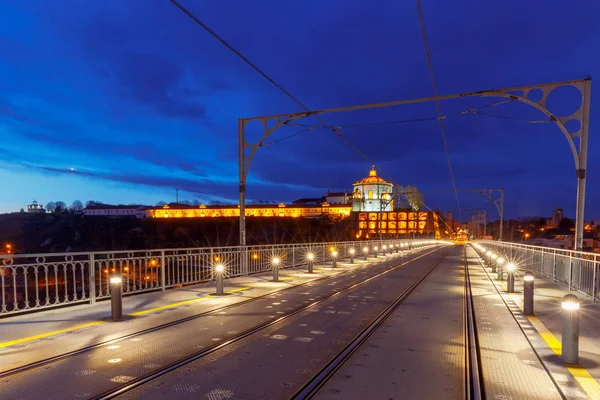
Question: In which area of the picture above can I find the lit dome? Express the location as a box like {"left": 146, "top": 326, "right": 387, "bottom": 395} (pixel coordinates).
{"left": 354, "top": 165, "right": 391, "bottom": 185}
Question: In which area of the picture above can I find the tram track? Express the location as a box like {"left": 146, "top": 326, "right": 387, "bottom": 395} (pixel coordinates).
{"left": 1, "top": 245, "right": 447, "bottom": 400}
{"left": 289, "top": 246, "right": 483, "bottom": 400}
{"left": 91, "top": 245, "right": 446, "bottom": 400}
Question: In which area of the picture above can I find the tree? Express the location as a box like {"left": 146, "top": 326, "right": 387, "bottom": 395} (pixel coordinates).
{"left": 20, "top": 208, "right": 24, "bottom": 213}
{"left": 70, "top": 200, "right": 84, "bottom": 211}
{"left": 54, "top": 201, "right": 67, "bottom": 213}
{"left": 46, "top": 201, "right": 56, "bottom": 212}
{"left": 192, "top": 199, "right": 201, "bottom": 206}
{"left": 180, "top": 200, "right": 192, "bottom": 205}
{"left": 398, "top": 185, "right": 424, "bottom": 211}
{"left": 85, "top": 201, "right": 95, "bottom": 207}
{"left": 156, "top": 201, "right": 167, "bottom": 206}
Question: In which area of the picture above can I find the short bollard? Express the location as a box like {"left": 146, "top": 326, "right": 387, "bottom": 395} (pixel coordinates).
{"left": 110, "top": 274, "right": 123, "bottom": 321}
{"left": 373, "top": 246, "right": 378, "bottom": 258}
{"left": 215, "top": 264, "right": 225, "bottom": 295}
{"left": 395, "top": 244, "right": 399, "bottom": 253}
{"left": 349, "top": 248, "right": 355, "bottom": 264}
{"left": 307, "top": 253, "right": 315, "bottom": 274}
{"left": 497, "top": 262, "right": 505, "bottom": 280}
{"left": 493, "top": 257, "right": 504, "bottom": 273}
{"left": 561, "top": 294, "right": 580, "bottom": 364}
{"left": 363, "top": 247, "right": 368, "bottom": 260}
{"left": 506, "top": 263, "right": 515, "bottom": 293}
{"left": 382, "top": 245, "right": 387, "bottom": 255}
{"left": 331, "top": 251, "right": 338, "bottom": 268}
{"left": 523, "top": 272, "right": 534, "bottom": 315}
{"left": 272, "top": 257, "right": 280, "bottom": 282}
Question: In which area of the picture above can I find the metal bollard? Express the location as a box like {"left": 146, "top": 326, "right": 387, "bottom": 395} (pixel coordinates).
{"left": 507, "top": 263, "right": 515, "bottom": 293}
{"left": 110, "top": 274, "right": 123, "bottom": 321}
{"left": 349, "top": 248, "right": 355, "bottom": 264}
{"left": 523, "top": 272, "right": 534, "bottom": 315}
{"left": 215, "top": 264, "right": 224, "bottom": 295}
{"left": 497, "top": 262, "right": 504, "bottom": 280}
{"left": 331, "top": 251, "right": 338, "bottom": 268}
{"left": 363, "top": 247, "right": 368, "bottom": 261}
{"left": 307, "top": 253, "right": 314, "bottom": 274}
{"left": 382, "top": 245, "right": 387, "bottom": 255}
{"left": 272, "top": 257, "right": 280, "bottom": 282}
{"left": 373, "top": 246, "right": 378, "bottom": 258}
{"left": 561, "top": 294, "right": 580, "bottom": 363}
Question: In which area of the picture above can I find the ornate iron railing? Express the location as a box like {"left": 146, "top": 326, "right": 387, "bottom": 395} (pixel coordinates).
{"left": 0, "top": 239, "right": 435, "bottom": 316}
{"left": 477, "top": 241, "right": 600, "bottom": 302}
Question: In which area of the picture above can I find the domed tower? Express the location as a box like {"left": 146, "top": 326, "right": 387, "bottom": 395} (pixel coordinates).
{"left": 352, "top": 165, "right": 394, "bottom": 212}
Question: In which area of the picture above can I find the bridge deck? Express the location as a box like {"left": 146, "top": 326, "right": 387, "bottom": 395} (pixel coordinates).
{"left": 1, "top": 244, "right": 599, "bottom": 399}
{"left": 314, "top": 250, "right": 466, "bottom": 399}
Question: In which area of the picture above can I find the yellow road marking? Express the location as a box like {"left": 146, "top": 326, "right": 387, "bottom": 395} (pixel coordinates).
{"left": 527, "top": 316, "right": 600, "bottom": 398}
{"left": 0, "top": 321, "right": 105, "bottom": 348}
{"left": 225, "top": 286, "right": 252, "bottom": 294}
{"left": 280, "top": 277, "right": 294, "bottom": 281}
{"left": 129, "top": 297, "right": 211, "bottom": 316}
{"left": 133, "top": 286, "right": 253, "bottom": 315}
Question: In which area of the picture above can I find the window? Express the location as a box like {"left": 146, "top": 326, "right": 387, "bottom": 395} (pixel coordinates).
{"left": 368, "top": 190, "right": 373, "bottom": 199}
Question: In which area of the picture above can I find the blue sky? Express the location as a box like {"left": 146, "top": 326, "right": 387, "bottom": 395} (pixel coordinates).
{"left": 1, "top": 0, "right": 599, "bottom": 220}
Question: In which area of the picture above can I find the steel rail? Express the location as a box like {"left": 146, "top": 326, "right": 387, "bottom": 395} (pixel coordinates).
{"left": 464, "top": 247, "right": 484, "bottom": 400}
{"left": 91, "top": 246, "right": 447, "bottom": 399}
{"left": 290, "top": 248, "right": 451, "bottom": 399}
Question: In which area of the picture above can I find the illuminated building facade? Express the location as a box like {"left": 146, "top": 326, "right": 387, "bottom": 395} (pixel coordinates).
{"left": 356, "top": 211, "right": 440, "bottom": 239}
{"left": 147, "top": 202, "right": 351, "bottom": 219}
{"left": 146, "top": 165, "right": 440, "bottom": 238}
{"left": 352, "top": 166, "right": 394, "bottom": 212}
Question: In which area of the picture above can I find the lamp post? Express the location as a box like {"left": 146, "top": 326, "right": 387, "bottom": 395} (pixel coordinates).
{"left": 110, "top": 274, "right": 122, "bottom": 321}
{"left": 331, "top": 250, "right": 338, "bottom": 268}
{"left": 523, "top": 272, "right": 534, "bottom": 315}
{"left": 349, "top": 248, "right": 355, "bottom": 264}
{"left": 215, "top": 264, "right": 225, "bottom": 295}
{"left": 561, "top": 294, "right": 580, "bottom": 363}
{"left": 272, "top": 257, "right": 280, "bottom": 282}
{"left": 307, "top": 253, "right": 315, "bottom": 274}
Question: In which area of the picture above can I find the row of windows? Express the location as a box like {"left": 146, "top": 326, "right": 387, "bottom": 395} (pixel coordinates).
{"left": 353, "top": 189, "right": 391, "bottom": 200}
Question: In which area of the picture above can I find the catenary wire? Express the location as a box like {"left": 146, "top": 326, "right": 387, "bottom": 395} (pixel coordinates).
{"left": 415, "top": 0, "right": 462, "bottom": 221}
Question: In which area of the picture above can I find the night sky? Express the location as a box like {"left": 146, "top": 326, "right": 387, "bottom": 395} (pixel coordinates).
{"left": 1, "top": 1, "right": 598, "bottom": 220}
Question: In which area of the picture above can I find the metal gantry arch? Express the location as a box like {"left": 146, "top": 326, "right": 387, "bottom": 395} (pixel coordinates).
{"left": 238, "top": 78, "right": 590, "bottom": 250}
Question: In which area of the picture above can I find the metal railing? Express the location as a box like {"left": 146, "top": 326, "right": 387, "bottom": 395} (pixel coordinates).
{"left": 0, "top": 239, "right": 436, "bottom": 316}
{"left": 477, "top": 240, "right": 599, "bottom": 302}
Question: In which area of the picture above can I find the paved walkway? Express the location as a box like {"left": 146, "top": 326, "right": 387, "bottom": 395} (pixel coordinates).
{"left": 495, "top": 256, "right": 600, "bottom": 399}
{"left": 0, "top": 251, "right": 408, "bottom": 372}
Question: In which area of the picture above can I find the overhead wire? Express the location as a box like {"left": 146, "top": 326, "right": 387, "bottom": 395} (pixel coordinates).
{"left": 170, "top": 0, "right": 483, "bottom": 234}
{"left": 169, "top": 0, "right": 405, "bottom": 192}
{"left": 415, "top": 0, "right": 462, "bottom": 221}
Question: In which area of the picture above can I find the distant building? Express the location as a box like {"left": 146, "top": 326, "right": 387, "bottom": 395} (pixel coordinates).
{"left": 325, "top": 190, "right": 351, "bottom": 205}
{"left": 351, "top": 166, "right": 394, "bottom": 212}
{"left": 27, "top": 201, "right": 46, "bottom": 214}
{"left": 292, "top": 197, "right": 324, "bottom": 205}
{"left": 551, "top": 208, "right": 563, "bottom": 228}
{"left": 83, "top": 203, "right": 147, "bottom": 218}
{"left": 147, "top": 202, "right": 350, "bottom": 219}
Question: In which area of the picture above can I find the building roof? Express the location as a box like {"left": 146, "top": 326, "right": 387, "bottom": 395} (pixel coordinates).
{"left": 353, "top": 165, "right": 392, "bottom": 185}
{"left": 326, "top": 191, "right": 348, "bottom": 197}
{"left": 84, "top": 204, "right": 145, "bottom": 210}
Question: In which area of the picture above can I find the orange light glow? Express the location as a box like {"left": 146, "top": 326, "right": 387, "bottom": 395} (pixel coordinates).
{"left": 252, "top": 254, "right": 258, "bottom": 260}
{"left": 150, "top": 259, "right": 157, "bottom": 266}
{"left": 123, "top": 266, "right": 129, "bottom": 272}
{"left": 214, "top": 256, "right": 220, "bottom": 262}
